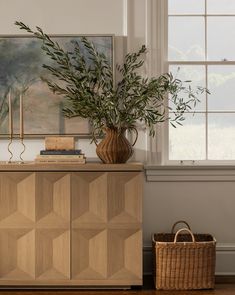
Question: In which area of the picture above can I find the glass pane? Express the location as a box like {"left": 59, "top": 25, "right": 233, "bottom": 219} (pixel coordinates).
{"left": 169, "top": 0, "right": 204, "bottom": 14}
{"left": 169, "top": 65, "right": 206, "bottom": 111}
{"left": 169, "top": 17, "right": 205, "bottom": 61}
{"left": 208, "top": 66, "right": 235, "bottom": 111}
{"left": 207, "top": 0, "right": 235, "bottom": 14}
{"left": 207, "top": 17, "right": 235, "bottom": 61}
{"left": 208, "top": 114, "right": 235, "bottom": 159}
{"left": 169, "top": 113, "right": 206, "bottom": 160}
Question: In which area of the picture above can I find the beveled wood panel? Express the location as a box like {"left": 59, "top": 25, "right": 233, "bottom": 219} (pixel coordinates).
{"left": 0, "top": 229, "right": 34, "bottom": 280}
{"left": 0, "top": 173, "right": 35, "bottom": 228}
{"left": 35, "top": 229, "right": 70, "bottom": 280}
{"left": 35, "top": 172, "right": 70, "bottom": 228}
{"left": 71, "top": 229, "right": 142, "bottom": 284}
{"left": 72, "top": 172, "right": 107, "bottom": 225}
{"left": 72, "top": 229, "right": 107, "bottom": 280}
{"left": 107, "top": 229, "right": 142, "bottom": 280}
{"left": 71, "top": 171, "right": 142, "bottom": 285}
{"left": 0, "top": 172, "right": 70, "bottom": 282}
{"left": 107, "top": 172, "right": 142, "bottom": 224}
{"left": 72, "top": 172, "right": 142, "bottom": 227}
{"left": 35, "top": 173, "right": 70, "bottom": 280}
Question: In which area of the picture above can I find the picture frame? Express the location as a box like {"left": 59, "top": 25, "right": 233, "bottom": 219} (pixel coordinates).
{"left": 0, "top": 34, "right": 114, "bottom": 138}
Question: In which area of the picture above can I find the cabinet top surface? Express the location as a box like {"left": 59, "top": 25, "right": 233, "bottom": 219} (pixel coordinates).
{"left": 0, "top": 162, "right": 143, "bottom": 172}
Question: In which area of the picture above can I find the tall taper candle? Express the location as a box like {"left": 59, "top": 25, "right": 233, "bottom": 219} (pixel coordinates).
{"left": 8, "top": 90, "right": 13, "bottom": 139}
{"left": 20, "top": 94, "right": 23, "bottom": 139}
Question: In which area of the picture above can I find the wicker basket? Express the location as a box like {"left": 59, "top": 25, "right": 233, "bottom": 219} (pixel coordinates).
{"left": 152, "top": 221, "right": 216, "bottom": 290}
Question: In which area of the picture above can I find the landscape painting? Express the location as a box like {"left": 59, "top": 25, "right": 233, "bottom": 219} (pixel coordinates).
{"left": 0, "top": 35, "right": 114, "bottom": 137}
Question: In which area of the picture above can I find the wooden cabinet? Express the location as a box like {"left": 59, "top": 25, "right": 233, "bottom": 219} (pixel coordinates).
{"left": 0, "top": 163, "right": 143, "bottom": 287}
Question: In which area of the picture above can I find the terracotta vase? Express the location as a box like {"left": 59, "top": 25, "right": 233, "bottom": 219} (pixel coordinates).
{"left": 96, "top": 127, "right": 137, "bottom": 164}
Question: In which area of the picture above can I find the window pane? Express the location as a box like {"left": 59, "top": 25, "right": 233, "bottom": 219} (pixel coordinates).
{"left": 169, "top": 17, "right": 205, "bottom": 61}
{"left": 169, "top": 0, "right": 204, "bottom": 14}
{"left": 208, "top": 66, "right": 235, "bottom": 111}
{"left": 169, "top": 65, "right": 206, "bottom": 111}
{"left": 169, "top": 113, "right": 206, "bottom": 160}
{"left": 208, "top": 114, "right": 235, "bottom": 159}
{"left": 207, "top": 17, "right": 235, "bottom": 61}
{"left": 207, "top": 0, "right": 235, "bottom": 14}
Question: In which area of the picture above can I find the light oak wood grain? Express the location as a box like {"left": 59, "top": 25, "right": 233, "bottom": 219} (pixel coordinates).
{"left": 0, "top": 162, "right": 143, "bottom": 171}
{"left": 0, "top": 164, "right": 143, "bottom": 287}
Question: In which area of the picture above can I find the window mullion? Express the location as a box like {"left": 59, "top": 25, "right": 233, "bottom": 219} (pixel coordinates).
{"left": 205, "top": 64, "right": 209, "bottom": 160}
{"left": 205, "top": 0, "right": 208, "bottom": 160}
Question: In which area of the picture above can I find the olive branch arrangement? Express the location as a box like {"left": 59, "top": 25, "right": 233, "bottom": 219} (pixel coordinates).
{"left": 15, "top": 21, "right": 209, "bottom": 140}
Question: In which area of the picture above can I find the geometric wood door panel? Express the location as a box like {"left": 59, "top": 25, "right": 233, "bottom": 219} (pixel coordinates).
{"left": 107, "top": 229, "right": 142, "bottom": 280}
{"left": 0, "top": 229, "right": 70, "bottom": 281}
{"left": 0, "top": 173, "right": 36, "bottom": 280}
{"left": 0, "top": 229, "right": 34, "bottom": 280}
{"left": 35, "top": 173, "right": 70, "bottom": 280}
{"left": 72, "top": 229, "right": 107, "bottom": 280}
{"left": 0, "top": 172, "right": 71, "bottom": 281}
{"left": 36, "top": 173, "right": 70, "bottom": 228}
{"left": 107, "top": 172, "right": 142, "bottom": 224}
{"left": 0, "top": 172, "right": 71, "bottom": 228}
{"left": 72, "top": 172, "right": 107, "bottom": 226}
{"left": 0, "top": 173, "right": 35, "bottom": 228}
{"left": 71, "top": 171, "right": 142, "bottom": 284}
{"left": 71, "top": 228, "right": 142, "bottom": 282}
{"left": 35, "top": 229, "right": 70, "bottom": 280}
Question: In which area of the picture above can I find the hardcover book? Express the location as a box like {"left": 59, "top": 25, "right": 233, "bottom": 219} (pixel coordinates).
{"left": 40, "top": 149, "right": 82, "bottom": 155}
{"left": 35, "top": 158, "right": 86, "bottom": 163}
{"left": 36, "top": 154, "right": 84, "bottom": 160}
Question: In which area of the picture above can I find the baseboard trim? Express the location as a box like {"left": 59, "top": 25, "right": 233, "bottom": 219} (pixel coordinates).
{"left": 215, "top": 276, "right": 235, "bottom": 284}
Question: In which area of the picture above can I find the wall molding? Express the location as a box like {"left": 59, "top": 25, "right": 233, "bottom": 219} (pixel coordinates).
{"left": 143, "top": 243, "right": 235, "bottom": 275}
{"left": 145, "top": 165, "right": 235, "bottom": 182}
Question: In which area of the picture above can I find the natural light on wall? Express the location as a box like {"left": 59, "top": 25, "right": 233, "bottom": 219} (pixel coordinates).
{"left": 168, "top": 0, "right": 235, "bottom": 161}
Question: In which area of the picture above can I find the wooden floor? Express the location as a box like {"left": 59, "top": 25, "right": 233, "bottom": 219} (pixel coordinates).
{"left": 0, "top": 277, "right": 235, "bottom": 295}
{"left": 1, "top": 285, "right": 235, "bottom": 295}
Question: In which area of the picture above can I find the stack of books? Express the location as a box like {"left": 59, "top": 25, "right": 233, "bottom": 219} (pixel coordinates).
{"left": 35, "top": 137, "right": 86, "bottom": 164}
{"left": 35, "top": 149, "right": 86, "bottom": 164}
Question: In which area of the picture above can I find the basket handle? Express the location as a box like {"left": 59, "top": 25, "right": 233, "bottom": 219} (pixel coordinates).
{"left": 152, "top": 234, "right": 157, "bottom": 243}
{"left": 130, "top": 127, "right": 138, "bottom": 147}
{"left": 171, "top": 220, "right": 191, "bottom": 233}
{"left": 174, "top": 228, "right": 195, "bottom": 243}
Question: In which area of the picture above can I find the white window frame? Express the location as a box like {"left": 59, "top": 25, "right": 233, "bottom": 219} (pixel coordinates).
{"left": 151, "top": 0, "right": 235, "bottom": 166}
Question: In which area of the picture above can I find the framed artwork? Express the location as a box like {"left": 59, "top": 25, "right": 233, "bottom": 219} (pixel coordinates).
{"left": 0, "top": 35, "right": 114, "bottom": 137}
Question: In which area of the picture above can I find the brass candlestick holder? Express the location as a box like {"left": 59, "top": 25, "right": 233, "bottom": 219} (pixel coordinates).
{"left": 7, "top": 136, "right": 26, "bottom": 164}
{"left": 6, "top": 91, "right": 25, "bottom": 164}
{"left": 7, "top": 136, "right": 13, "bottom": 163}
{"left": 19, "top": 137, "right": 26, "bottom": 163}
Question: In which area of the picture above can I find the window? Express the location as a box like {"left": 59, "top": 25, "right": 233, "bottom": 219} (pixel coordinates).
{"left": 167, "top": 0, "right": 235, "bottom": 162}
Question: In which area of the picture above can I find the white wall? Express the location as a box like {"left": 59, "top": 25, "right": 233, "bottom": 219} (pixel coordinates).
{"left": 0, "top": 0, "right": 235, "bottom": 277}
{"left": 0, "top": 0, "right": 125, "bottom": 35}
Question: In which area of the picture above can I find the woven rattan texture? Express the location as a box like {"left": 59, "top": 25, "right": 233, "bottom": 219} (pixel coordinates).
{"left": 152, "top": 233, "right": 216, "bottom": 290}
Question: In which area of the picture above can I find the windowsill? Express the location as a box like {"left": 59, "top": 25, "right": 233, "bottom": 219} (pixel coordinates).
{"left": 145, "top": 164, "right": 235, "bottom": 182}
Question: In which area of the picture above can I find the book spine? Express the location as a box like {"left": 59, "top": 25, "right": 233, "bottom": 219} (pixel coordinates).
{"left": 40, "top": 150, "right": 82, "bottom": 155}
{"left": 37, "top": 154, "right": 84, "bottom": 159}
{"left": 35, "top": 159, "right": 86, "bottom": 163}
